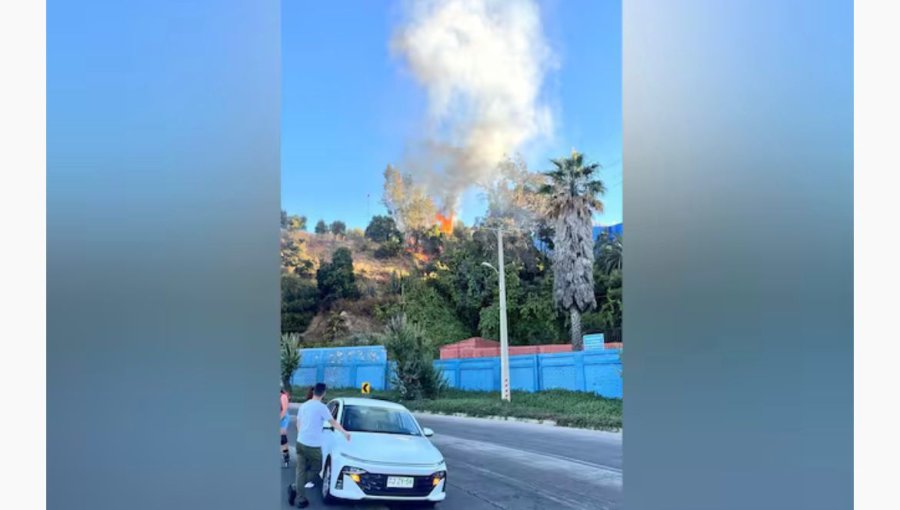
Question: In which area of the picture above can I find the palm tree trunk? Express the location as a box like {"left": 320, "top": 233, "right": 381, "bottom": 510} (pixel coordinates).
{"left": 570, "top": 308, "right": 584, "bottom": 351}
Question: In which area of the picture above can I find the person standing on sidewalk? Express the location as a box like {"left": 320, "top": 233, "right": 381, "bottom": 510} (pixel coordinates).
{"left": 279, "top": 385, "right": 291, "bottom": 468}
{"left": 289, "top": 383, "right": 350, "bottom": 508}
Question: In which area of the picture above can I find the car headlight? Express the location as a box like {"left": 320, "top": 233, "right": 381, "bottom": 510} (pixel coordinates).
{"left": 341, "top": 466, "right": 367, "bottom": 483}
{"left": 432, "top": 470, "right": 447, "bottom": 487}
{"left": 336, "top": 466, "right": 367, "bottom": 490}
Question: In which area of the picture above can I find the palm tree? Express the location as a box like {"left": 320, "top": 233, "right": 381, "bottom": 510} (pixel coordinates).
{"left": 595, "top": 231, "right": 623, "bottom": 275}
{"left": 540, "top": 151, "right": 606, "bottom": 350}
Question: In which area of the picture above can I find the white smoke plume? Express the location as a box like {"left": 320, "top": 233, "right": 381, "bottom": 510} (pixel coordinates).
{"left": 392, "top": 0, "right": 555, "bottom": 213}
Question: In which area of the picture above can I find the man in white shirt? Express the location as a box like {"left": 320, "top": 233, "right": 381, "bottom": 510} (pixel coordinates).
{"left": 288, "top": 383, "right": 350, "bottom": 508}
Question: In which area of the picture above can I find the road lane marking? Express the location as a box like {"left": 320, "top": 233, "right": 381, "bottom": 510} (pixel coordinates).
{"left": 447, "top": 458, "right": 609, "bottom": 510}
{"left": 431, "top": 434, "right": 623, "bottom": 482}
{"left": 414, "top": 412, "right": 622, "bottom": 440}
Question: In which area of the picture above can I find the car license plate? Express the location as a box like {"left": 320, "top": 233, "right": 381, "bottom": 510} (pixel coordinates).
{"left": 386, "top": 476, "right": 415, "bottom": 489}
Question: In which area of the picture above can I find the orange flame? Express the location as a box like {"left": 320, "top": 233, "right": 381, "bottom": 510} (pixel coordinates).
{"left": 411, "top": 251, "right": 431, "bottom": 264}
{"left": 435, "top": 212, "right": 455, "bottom": 235}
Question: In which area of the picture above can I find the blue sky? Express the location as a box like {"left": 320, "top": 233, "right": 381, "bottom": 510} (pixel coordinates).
{"left": 282, "top": 1, "right": 621, "bottom": 229}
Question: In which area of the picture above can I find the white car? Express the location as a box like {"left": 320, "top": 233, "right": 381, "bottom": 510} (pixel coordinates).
{"left": 318, "top": 397, "right": 448, "bottom": 506}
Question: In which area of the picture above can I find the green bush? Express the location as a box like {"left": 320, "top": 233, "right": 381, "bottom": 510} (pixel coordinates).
{"left": 330, "top": 220, "right": 347, "bottom": 237}
{"left": 281, "top": 275, "right": 318, "bottom": 333}
{"left": 317, "top": 247, "right": 360, "bottom": 306}
{"left": 477, "top": 267, "right": 565, "bottom": 345}
{"left": 374, "top": 238, "right": 403, "bottom": 259}
{"left": 365, "top": 215, "right": 402, "bottom": 243}
{"left": 402, "top": 281, "right": 472, "bottom": 349}
{"left": 280, "top": 333, "right": 301, "bottom": 391}
{"left": 379, "top": 315, "right": 447, "bottom": 400}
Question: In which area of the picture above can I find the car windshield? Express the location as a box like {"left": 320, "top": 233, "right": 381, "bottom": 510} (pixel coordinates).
{"left": 341, "top": 405, "right": 422, "bottom": 436}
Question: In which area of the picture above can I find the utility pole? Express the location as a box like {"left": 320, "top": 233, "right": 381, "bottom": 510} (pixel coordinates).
{"left": 481, "top": 224, "right": 519, "bottom": 402}
{"left": 497, "top": 228, "right": 511, "bottom": 402}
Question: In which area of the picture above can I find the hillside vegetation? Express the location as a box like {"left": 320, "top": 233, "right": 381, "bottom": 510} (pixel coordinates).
{"left": 281, "top": 152, "right": 623, "bottom": 351}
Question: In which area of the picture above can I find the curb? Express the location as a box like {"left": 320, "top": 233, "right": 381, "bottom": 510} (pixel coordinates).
{"left": 412, "top": 410, "right": 623, "bottom": 433}
{"left": 413, "top": 410, "right": 558, "bottom": 427}
{"left": 290, "top": 402, "right": 621, "bottom": 433}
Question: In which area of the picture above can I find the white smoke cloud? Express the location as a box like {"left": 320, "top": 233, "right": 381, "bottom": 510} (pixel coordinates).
{"left": 392, "top": 0, "right": 555, "bottom": 213}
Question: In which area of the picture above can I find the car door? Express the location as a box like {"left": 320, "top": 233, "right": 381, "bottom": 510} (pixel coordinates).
{"left": 321, "top": 399, "right": 341, "bottom": 460}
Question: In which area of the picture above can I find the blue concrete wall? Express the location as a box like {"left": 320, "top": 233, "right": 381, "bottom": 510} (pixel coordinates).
{"left": 290, "top": 346, "right": 390, "bottom": 391}
{"left": 434, "top": 350, "right": 623, "bottom": 399}
{"left": 291, "top": 346, "right": 623, "bottom": 399}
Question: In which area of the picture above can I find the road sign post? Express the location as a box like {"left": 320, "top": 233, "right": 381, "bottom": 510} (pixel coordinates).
{"left": 361, "top": 382, "right": 371, "bottom": 395}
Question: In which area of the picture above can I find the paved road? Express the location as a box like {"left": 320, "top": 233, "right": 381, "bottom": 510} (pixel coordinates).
{"left": 281, "top": 409, "right": 622, "bottom": 510}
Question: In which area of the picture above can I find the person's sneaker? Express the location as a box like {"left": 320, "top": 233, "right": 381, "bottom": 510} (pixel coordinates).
{"left": 296, "top": 501, "right": 309, "bottom": 508}
{"left": 304, "top": 482, "right": 314, "bottom": 489}
{"left": 287, "top": 484, "right": 297, "bottom": 506}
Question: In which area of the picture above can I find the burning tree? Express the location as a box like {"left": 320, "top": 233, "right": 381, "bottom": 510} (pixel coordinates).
{"left": 539, "top": 150, "right": 606, "bottom": 351}
{"left": 480, "top": 155, "right": 548, "bottom": 232}
{"left": 382, "top": 164, "right": 438, "bottom": 246}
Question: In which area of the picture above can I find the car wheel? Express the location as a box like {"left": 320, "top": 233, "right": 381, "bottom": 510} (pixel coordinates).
{"left": 321, "top": 459, "right": 336, "bottom": 504}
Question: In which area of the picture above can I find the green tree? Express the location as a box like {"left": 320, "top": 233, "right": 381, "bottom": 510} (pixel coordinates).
{"left": 477, "top": 264, "right": 563, "bottom": 345}
{"left": 281, "top": 209, "right": 288, "bottom": 229}
{"left": 595, "top": 231, "right": 622, "bottom": 274}
{"left": 539, "top": 150, "right": 606, "bottom": 350}
{"left": 420, "top": 225, "right": 445, "bottom": 256}
{"left": 330, "top": 220, "right": 347, "bottom": 237}
{"left": 583, "top": 269, "right": 622, "bottom": 343}
{"left": 314, "top": 219, "right": 328, "bottom": 235}
{"left": 374, "top": 238, "right": 403, "bottom": 259}
{"left": 379, "top": 315, "right": 447, "bottom": 400}
{"left": 402, "top": 279, "right": 472, "bottom": 348}
{"left": 288, "top": 215, "right": 307, "bottom": 232}
{"left": 281, "top": 332, "right": 301, "bottom": 391}
{"left": 433, "top": 228, "right": 503, "bottom": 333}
{"left": 316, "top": 247, "right": 359, "bottom": 306}
{"left": 281, "top": 275, "right": 318, "bottom": 333}
{"left": 365, "top": 215, "right": 402, "bottom": 243}
{"left": 280, "top": 234, "right": 314, "bottom": 277}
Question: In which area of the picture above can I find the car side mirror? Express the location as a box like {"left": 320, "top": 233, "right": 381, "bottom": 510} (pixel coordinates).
{"left": 422, "top": 427, "right": 434, "bottom": 437}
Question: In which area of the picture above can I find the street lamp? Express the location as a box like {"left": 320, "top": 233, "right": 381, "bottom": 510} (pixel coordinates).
{"left": 481, "top": 228, "right": 511, "bottom": 402}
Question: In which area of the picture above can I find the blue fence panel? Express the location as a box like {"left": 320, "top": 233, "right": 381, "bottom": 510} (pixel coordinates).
{"left": 292, "top": 346, "right": 622, "bottom": 398}
{"left": 509, "top": 355, "right": 538, "bottom": 391}
{"left": 539, "top": 352, "right": 579, "bottom": 391}
{"left": 291, "top": 346, "right": 389, "bottom": 390}
{"left": 582, "top": 351, "right": 623, "bottom": 398}
{"left": 291, "top": 366, "right": 317, "bottom": 388}
{"left": 300, "top": 345, "right": 387, "bottom": 365}
{"left": 356, "top": 364, "right": 388, "bottom": 391}
{"left": 432, "top": 349, "right": 622, "bottom": 398}
{"left": 433, "top": 359, "right": 459, "bottom": 388}
{"left": 323, "top": 365, "right": 351, "bottom": 388}
{"left": 457, "top": 358, "right": 496, "bottom": 391}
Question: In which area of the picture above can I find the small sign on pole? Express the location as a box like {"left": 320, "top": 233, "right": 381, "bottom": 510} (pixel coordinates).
{"left": 361, "top": 382, "right": 371, "bottom": 395}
